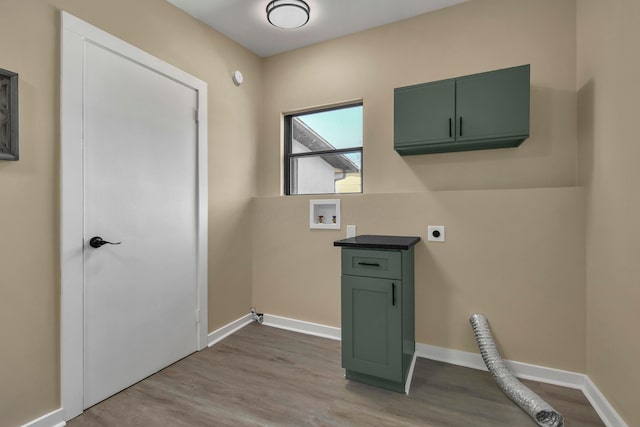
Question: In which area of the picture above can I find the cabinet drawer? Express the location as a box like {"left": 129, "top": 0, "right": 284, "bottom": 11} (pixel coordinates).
{"left": 342, "top": 248, "right": 401, "bottom": 279}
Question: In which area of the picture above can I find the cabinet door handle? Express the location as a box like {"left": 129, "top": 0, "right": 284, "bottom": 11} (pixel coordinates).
{"left": 392, "top": 283, "right": 396, "bottom": 306}
{"left": 358, "top": 262, "right": 380, "bottom": 267}
{"left": 459, "top": 116, "right": 463, "bottom": 136}
{"left": 449, "top": 118, "right": 452, "bottom": 138}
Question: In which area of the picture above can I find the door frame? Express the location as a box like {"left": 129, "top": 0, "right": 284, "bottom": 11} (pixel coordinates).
{"left": 60, "top": 12, "right": 208, "bottom": 420}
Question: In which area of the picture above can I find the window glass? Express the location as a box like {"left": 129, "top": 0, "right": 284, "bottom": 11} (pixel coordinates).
{"left": 289, "top": 151, "right": 362, "bottom": 195}
{"left": 285, "top": 104, "right": 363, "bottom": 195}
{"left": 291, "top": 106, "right": 363, "bottom": 153}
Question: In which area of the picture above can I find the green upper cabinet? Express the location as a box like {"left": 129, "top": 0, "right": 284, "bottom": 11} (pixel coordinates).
{"left": 394, "top": 65, "right": 530, "bottom": 155}
{"left": 394, "top": 79, "right": 456, "bottom": 146}
{"left": 456, "top": 66, "right": 530, "bottom": 142}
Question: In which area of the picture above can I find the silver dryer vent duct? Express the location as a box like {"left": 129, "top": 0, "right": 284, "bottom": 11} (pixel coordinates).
{"left": 469, "top": 313, "right": 564, "bottom": 427}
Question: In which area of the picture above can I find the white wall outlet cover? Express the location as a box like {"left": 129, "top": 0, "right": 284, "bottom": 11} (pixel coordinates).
{"left": 428, "top": 225, "right": 445, "bottom": 242}
{"left": 346, "top": 225, "right": 356, "bottom": 238}
{"left": 232, "top": 70, "right": 244, "bottom": 86}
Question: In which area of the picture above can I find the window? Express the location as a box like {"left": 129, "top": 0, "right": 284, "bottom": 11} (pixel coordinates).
{"left": 284, "top": 103, "right": 363, "bottom": 195}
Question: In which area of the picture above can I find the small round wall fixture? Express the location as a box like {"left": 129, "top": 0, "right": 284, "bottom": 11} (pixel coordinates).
{"left": 266, "top": 0, "right": 310, "bottom": 29}
{"left": 232, "top": 70, "right": 244, "bottom": 86}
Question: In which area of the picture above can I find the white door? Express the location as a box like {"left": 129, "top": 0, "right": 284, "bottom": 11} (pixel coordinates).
{"left": 82, "top": 41, "right": 199, "bottom": 407}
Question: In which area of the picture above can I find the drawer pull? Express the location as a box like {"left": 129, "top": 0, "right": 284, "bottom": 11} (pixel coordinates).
{"left": 392, "top": 283, "right": 396, "bottom": 306}
{"left": 358, "top": 262, "right": 380, "bottom": 267}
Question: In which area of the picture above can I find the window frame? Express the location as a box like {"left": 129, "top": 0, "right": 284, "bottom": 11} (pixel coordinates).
{"left": 284, "top": 102, "right": 363, "bottom": 196}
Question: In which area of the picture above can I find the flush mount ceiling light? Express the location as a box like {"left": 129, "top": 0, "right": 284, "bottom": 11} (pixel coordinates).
{"left": 266, "top": 0, "right": 310, "bottom": 29}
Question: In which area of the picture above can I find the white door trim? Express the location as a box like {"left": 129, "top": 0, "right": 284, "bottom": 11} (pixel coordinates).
{"left": 60, "top": 11, "right": 208, "bottom": 420}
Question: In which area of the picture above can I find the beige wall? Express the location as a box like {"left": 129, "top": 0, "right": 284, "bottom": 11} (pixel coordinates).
{"left": 255, "top": 0, "right": 586, "bottom": 376}
{"left": 0, "top": 0, "right": 261, "bottom": 425}
{"left": 8, "top": 0, "right": 639, "bottom": 425}
{"left": 578, "top": 1, "right": 640, "bottom": 425}
{"left": 253, "top": 189, "right": 585, "bottom": 370}
{"left": 260, "top": 0, "right": 578, "bottom": 195}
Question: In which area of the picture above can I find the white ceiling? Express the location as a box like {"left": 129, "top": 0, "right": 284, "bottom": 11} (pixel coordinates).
{"left": 167, "top": 0, "right": 467, "bottom": 57}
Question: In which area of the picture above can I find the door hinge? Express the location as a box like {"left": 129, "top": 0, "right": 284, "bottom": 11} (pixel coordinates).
{"left": 194, "top": 109, "right": 199, "bottom": 124}
{"left": 195, "top": 308, "right": 200, "bottom": 325}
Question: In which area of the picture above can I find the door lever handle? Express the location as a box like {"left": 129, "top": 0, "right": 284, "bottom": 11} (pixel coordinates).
{"left": 89, "top": 236, "right": 122, "bottom": 249}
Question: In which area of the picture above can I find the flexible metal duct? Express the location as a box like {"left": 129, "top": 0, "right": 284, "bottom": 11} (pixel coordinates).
{"left": 469, "top": 313, "right": 564, "bottom": 427}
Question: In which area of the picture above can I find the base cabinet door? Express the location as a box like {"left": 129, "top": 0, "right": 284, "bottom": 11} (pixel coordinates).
{"left": 341, "top": 274, "right": 402, "bottom": 382}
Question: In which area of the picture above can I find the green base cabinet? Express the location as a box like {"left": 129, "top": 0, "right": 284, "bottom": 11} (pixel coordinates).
{"left": 394, "top": 64, "right": 530, "bottom": 155}
{"left": 338, "top": 242, "right": 417, "bottom": 393}
{"left": 342, "top": 274, "right": 403, "bottom": 383}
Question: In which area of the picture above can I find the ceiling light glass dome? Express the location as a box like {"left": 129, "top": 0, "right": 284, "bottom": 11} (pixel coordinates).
{"left": 266, "top": 0, "right": 310, "bottom": 29}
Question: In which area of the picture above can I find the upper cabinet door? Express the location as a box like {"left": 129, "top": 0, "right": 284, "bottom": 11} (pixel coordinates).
{"left": 394, "top": 79, "right": 456, "bottom": 149}
{"left": 455, "top": 65, "right": 530, "bottom": 142}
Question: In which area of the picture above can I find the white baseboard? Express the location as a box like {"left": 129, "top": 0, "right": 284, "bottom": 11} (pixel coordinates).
{"left": 261, "top": 314, "right": 341, "bottom": 341}
{"left": 405, "top": 353, "right": 417, "bottom": 394}
{"left": 260, "top": 313, "right": 627, "bottom": 427}
{"left": 415, "top": 342, "right": 585, "bottom": 390}
{"left": 21, "top": 408, "right": 66, "bottom": 427}
{"left": 32, "top": 313, "right": 624, "bottom": 427}
{"left": 208, "top": 313, "right": 254, "bottom": 347}
{"left": 505, "top": 359, "right": 586, "bottom": 390}
{"left": 583, "top": 376, "right": 629, "bottom": 427}
{"left": 415, "top": 342, "right": 488, "bottom": 372}
{"left": 22, "top": 316, "right": 253, "bottom": 427}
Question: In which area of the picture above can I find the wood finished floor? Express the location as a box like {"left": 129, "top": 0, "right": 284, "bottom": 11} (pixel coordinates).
{"left": 68, "top": 323, "right": 604, "bottom": 427}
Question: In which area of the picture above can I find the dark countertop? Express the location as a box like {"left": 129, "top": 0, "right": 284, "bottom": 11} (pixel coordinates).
{"left": 333, "top": 235, "right": 421, "bottom": 250}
